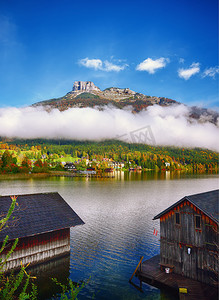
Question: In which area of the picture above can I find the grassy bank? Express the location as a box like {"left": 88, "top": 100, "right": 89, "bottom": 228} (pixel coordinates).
{"left": 0, "top": 171, "right": 73, "bottom": 180}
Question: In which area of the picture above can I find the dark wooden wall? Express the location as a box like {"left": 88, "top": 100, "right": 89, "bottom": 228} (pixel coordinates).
{"left": 1, "top": 228, "right": 70, "bottom": 271}
{"left": 160, "top": 200, "right": 218, "bottom": 285}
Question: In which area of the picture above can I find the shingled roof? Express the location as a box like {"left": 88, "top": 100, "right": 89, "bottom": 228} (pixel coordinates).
{"left": 0, "top": 192, "right": 84, "bottom": 242}
{"left": 153, "top": 189, "right": 219, "bottom": 223}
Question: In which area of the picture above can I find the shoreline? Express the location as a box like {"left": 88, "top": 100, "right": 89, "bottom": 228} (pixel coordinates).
{"left": 0, "top": 170, "right": 218, "bottom": 180}
{"left": 0, "top": 171, "right": 115, "bottom": 180}
{"left": 0, "top": 173, "right": 52, "bottom": 180}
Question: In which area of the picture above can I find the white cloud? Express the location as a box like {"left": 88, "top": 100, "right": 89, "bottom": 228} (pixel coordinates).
{"left": 178, "top": 62, "right": 200, "bottom": 80}
{"left": 79, "top": 58, "right": 128, "bottom": 72}
{"left": 202, "top": 66, "right": 219, "bottom": 78}
{"left": 104, "top": 60, "right": 128, "bottom": 72}
{"left": 0, "top": 105, "right": 218, "bottom": 151}
{"left": 136, "top": 57, "right": 169, "bottom": 74}
{"left": 79, "top": 58, "right": 103, "bottom": 70}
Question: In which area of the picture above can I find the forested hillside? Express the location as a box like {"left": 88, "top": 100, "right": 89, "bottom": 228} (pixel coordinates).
{"left": 0, "top": 139, "right": 218, "bottom": 174}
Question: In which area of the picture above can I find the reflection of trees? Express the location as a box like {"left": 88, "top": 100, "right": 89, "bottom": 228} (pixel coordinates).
{"left": 29, "top": 255, "right": 70, "bottom": 299}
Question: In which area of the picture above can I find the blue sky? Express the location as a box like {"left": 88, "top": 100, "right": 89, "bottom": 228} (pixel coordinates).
{"left": 0, "top": 0, "right": 218, "bottom": 109}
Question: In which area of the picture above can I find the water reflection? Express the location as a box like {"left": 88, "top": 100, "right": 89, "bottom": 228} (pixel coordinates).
{"left": 0, "top": 172, "right": 218, "bottom": 299}
{"left": 121, "top": 170, "right": 219, "bottom": 181}
{"left": 28, "top": 255, "right": 70, "bottom": 300}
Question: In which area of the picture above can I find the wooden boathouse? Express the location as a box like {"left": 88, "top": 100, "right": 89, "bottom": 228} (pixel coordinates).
{"left": 153, "top": 189, "right": 218, "bottom": 286}
{"left": 0, "top": 192, "right": 84, "bottom": 271}
{"left": 134, "top": 190, "right": 218, "bottom": 299}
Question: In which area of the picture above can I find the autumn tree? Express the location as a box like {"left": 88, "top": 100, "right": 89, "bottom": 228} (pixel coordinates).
{"left": 21, "top": 156, "right": 32, "bottom": 173}
{"left": 0, "top": 150, "right": 18, "bottom": 174}
{"left": 32, "top": 159, "right": 49, "bottom": 173}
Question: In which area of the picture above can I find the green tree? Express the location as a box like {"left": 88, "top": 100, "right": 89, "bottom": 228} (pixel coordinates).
{"left": 1, "top": 150, "right": 14, "bottom": 168}
{"left": 0, "top": 196, "right": 37, "bottom": 300}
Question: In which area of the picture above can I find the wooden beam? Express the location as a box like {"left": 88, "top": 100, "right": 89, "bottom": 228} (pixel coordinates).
{"left": 129, "top": 256, "right": 144, "bottom": 282}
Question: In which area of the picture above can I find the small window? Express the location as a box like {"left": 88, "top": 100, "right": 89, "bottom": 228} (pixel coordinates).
{"left": 195, "top": 215, "right": 201, "bottom": 229}
{"left": 175, "top": 212, "right": 180, "bottom": 225}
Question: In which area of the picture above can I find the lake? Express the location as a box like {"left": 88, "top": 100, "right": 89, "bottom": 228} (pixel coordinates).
{"left": 0, "top": 171, "right": 218, "bottom": 299}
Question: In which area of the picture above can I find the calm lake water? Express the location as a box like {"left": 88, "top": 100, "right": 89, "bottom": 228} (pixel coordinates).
{"left": 0, "top": 171, "right": 218, "bottom": 299}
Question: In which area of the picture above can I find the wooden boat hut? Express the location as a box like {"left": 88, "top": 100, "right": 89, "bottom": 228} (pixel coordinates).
{"left": 0, "top": 192, "right": 84, "bottom": 271}
{"left": 153, "top": 189, "right": 218, "bottom": 286}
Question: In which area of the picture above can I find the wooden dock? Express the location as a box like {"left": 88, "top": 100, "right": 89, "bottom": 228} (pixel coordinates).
{"left": 136, "top": 255, "right": 218, "bottom": 300}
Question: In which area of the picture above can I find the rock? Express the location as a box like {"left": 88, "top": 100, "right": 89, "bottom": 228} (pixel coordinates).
{"left": 124, "top": 88, "right": 136, "bottom": 95}
{"left": 69, "top": 82, "right": 137, "bottom": 100}
{"left": 72, "top": 81, "right": 101, "bottom": 93}
{"left": 105, "top": 87, "right": 135, "bottom": 95}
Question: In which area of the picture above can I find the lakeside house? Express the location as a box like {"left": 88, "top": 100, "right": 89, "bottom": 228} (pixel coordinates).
{"left": 78, "top": 167, "right": 96, "bottom": 175}
{"left": 153, "top": 189, "right": 218, "bottom": 286}
{"left": 108, "top": 161, "right": 125, "bottom": 169}
{"left": 64, "top": 162, "right": 77, "bottom": 171}
{"left": 0, "top": 192, "right": 84, "bottom": 271}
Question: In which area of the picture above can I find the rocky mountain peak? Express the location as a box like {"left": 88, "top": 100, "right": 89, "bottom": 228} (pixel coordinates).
{"left": 72, "top": 81, "right": 101, "bottom": 93}
{"left": 34, "top": 80, "right": 182, "bottom": 115}
{"left": 104, "top": 87, "right": 136, "bottom": 95}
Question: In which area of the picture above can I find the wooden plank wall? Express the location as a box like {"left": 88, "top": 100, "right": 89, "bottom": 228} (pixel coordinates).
{"left": 160, "top": 200, "right": 218, "bottom": 285}
{"left": 1, "top": 228, "right": 70, "bottom": 271}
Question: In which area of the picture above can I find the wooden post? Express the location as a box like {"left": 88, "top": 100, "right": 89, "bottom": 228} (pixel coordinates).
{"left": 129, "top": 256, "right": 144, "bottom": 282}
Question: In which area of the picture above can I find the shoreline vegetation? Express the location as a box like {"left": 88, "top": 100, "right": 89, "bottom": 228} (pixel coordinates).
{"left": 0, "top": 169, "right": 218, "bottom": 181}
{"left": 0, "top": 139, "right": 218, "bottom": 178}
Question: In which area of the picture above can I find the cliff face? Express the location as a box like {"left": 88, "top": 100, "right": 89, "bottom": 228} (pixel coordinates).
{"left": 72, "top": 81, "right": 101, "bottom": 94}
{"left": 67, "top": 81, "right": 146, "bottom": 102}
{"left": 67, "top": 81, "right": 138, "bottom": 101}
{"left": 71, "top": 81, "right": 136, "bottom": 97}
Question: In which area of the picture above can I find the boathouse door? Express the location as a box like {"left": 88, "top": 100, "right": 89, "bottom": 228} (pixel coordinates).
{"left": 181, "top": 246, "right": 197, "bottom": 280}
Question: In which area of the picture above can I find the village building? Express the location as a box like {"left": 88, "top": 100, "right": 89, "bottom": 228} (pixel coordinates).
{"left": 153, "top": 189, "right": 218, "bottom": 286}
{"left": 104, "top": 168, "right": 114, "bottom": 173}
{"left": 64, "top": 162, "right": 77, "bottom": 171}
{"left": 86, "top": 167, "right": 96, "bottom": 174}
{"left": 108, "top": 161, "right": 125, "bottom": 169}
{"left": 0, "top": 192, "right": 84, "bottom": 271}
{"left": 136, "top": 166, "right": 142, "bottom": 171}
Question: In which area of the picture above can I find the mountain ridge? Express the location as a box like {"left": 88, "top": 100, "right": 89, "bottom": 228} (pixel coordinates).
{"left": 33, "top": 80, "right": 179, "bottom": 112}
{"left": 32, "top": 81, "right": 219, "bottom": 124}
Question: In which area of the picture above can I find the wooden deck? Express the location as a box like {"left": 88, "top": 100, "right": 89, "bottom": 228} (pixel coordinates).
{"left": 136, "top": 255, "right": 218, "bottom": 300}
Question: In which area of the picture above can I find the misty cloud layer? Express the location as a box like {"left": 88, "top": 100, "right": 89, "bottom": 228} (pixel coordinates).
{"left": 0, "top": 104, "right": 218, "bottom": 151}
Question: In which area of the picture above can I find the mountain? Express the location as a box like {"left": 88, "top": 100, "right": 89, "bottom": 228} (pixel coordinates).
{"left": 33, "top": 81, "right": 178, "bottom": 113}
{"left": 33, "top": 81, "right": 218, "bottom": 124}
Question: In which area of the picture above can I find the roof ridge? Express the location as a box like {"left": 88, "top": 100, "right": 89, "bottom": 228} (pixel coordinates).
{"left": 0, "top": 192, "right": 84, "bottom": 242}
{"left": 186, "top": 189, "right": 219, "bottom": 198}
{"left": 153, "top": 190, "right": 219, "bottom": 223}
{"left": 0, "top": 192, "right": 59, "bottom": 198}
